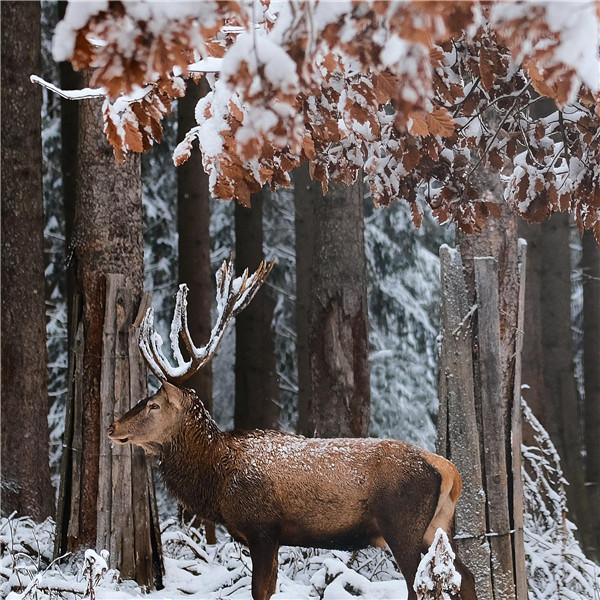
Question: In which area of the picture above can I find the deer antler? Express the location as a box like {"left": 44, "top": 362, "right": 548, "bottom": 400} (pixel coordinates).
{"left": 139, "top": 259, "right": 274, "bottom": 385}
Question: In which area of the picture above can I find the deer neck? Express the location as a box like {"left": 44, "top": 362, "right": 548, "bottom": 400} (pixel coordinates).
{"left": 158, "top": 397, "right": 226, "bottom": 522}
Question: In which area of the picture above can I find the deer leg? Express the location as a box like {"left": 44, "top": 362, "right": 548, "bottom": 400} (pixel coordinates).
{"left": 454, "top": 555, "right": 477, "bottom": 600}
{"left": 383, "top": 538, "right": 421, "bottom": 600}
{"left": 249, "top": 537, "right": 279, "bottom": 600}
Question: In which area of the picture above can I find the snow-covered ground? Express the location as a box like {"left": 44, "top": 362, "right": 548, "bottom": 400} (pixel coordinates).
{"left": 0, "top": 515, "right": 410, "bottom": 600}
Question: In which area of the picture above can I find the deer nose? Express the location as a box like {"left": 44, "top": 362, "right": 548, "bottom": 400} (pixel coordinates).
{"left": 107, "top": 425, "right": 115, "bottom": 436}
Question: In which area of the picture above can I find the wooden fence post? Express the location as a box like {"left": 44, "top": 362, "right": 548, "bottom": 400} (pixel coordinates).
{"left": 96, "top": 275, "right": 163, "bottom": 587}
{"left": 438, "top": 245, "right": 493, "bottom": 599}
{"left": 474, "top": 258, "right": 516, "bottom": 599}
{"left": 511, "top": 240, "right": 528, "bottom": 599}
{"left": 439, "top": 242, "right": 529, "bottom": 600}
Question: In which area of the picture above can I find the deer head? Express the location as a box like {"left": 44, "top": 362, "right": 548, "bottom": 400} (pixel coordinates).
{"left": 108, "top": 259, "right": 273, "bottom": 451}
{"left": 107, "top": 382, "right": 186, "bottom": 453}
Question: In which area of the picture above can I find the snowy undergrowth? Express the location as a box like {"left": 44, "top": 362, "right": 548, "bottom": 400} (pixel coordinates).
{"left": 521, "top": 399, "right": 600, "bottom": 600}
{"left": 0, "top": 516, "right": 408, "bottom": 600}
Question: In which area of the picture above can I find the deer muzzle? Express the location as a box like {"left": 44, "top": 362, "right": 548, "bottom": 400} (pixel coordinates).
{"left": 107, "top": 421, "right": 129, "bottom": 444}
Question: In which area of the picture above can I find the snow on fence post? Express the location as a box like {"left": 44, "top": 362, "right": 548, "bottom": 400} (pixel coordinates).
{"left": 510, "top": 240, "right": 528, "bottom": 599}
{"left": 96, "top": 275, "right": 164, "bottom": 587}
{"left": 438, "top": 245, "right": 493, "bottom": 599}
{"left": 474, "top": 257, "right": 516, "bottom": 599}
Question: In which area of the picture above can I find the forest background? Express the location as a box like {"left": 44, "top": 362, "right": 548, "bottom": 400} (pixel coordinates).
{"left": 1, "top": 2, "right": 600, "bottom": 599}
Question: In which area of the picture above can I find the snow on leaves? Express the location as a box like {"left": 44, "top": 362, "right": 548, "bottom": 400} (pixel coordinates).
{"left": 104, "top": 77, "right": 185, "bottom": 161}
{"left": 51, "top": 0, "right": 600, "bottom": 239}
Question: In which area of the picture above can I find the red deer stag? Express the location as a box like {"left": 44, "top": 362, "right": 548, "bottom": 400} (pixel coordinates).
{"left": 108, "top": 260, "right": 476, "bottom": 600}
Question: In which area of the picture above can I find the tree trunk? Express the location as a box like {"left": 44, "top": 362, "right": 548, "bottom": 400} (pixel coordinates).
{"left": 58, "top": 0, "right": 81, "bottom": 320}
{"left": 582, "top": 230, "right": 600, "bottom": 558}
{"left": 177, "top": 78, "right": 217, "bottom": 544}
{"left": 54, "top": 75, "right": 162, "bottom": 586}
{"left": 234, "top": 188, "right": 280, "bottom": 430}
{"left": 1, "top": 0, "right": 54, "bottom": 521}
{"left": 517, "top": 221, "right": 557, "bottom": 443}
{"left": 177, "top": 79, "right": 213, "bottom": 415}
{"left": 294, "top": 165, "right": 370, "bottom": 437}
{"left": 539, "top": 214, "right": 591, "bottom": 550}
{"left": 518, "top": 96, "right": 560, "bottom": 443}
{"left": 76, "top": 83, "right": 143, "bottom": 550}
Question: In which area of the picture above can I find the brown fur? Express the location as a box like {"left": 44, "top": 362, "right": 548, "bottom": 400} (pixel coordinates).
{"left": 109, "top": 384, "right": 477, "bottom": 600}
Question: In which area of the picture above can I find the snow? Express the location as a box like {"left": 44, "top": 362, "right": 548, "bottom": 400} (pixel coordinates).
{"left": 221, "top": 32, "right": 299, "bottom": 93}
{"left": 30, "top": 75, "right": 106, "bottom": 100}
{"left": 51, "top": 1, "right": 107, "bottom": 61}
{"left": 491, "top": 1, "right": 600, "bottom": 94}
{"left": 0, "top": 516, "right": 409, "bottom": 600}
{"left": 548, "top": 4, "right": 599, "bottom": 90}
{"left": 521, "top": 397, "right": 600, "bottom": 599}
{"left": 187, "top": 57, "right": 222, "bottom": 74}
{"left": 413, "top": 529, "right": 461, "bottom": 600}
{"left": 380, "top": 36, "right": 410, "bottom": 69}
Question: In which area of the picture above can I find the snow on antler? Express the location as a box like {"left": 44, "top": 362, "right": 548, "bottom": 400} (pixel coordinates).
{"left": 139, "top": 259, "right": 273, "bottom": 384}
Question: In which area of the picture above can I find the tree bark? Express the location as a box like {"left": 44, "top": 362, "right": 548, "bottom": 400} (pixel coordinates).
{"left": 474, "top": 257, "right": 516, "bottom": 599}
{"left": 294, "top": 166, "right": 370, "bottom": 437}
{"left": 55, "top": 73, "right": 163, "bottom": 586}
{"left": 74, "top": 82, "right": 143, "bottom": 550}
{"left": 234, "top": 188, "right": 280, "bottom": 430}
{"left": 177, "top": 79, "right": 213, "bottom": 414}
{"left": 538, "top": 214, "right": 591, "bottom": 550}
{"left": 438, "top": 247, "right": 493, "bottom": 599}
{"left": 456, "top": 203, "right": 524, "bottom": 599}
{"left": 177, "top": 78, "right": 217, "bottom": 545}
{"left": 58, "top": 0, "right": 81, "bottom": 320}
{"left": 517, "top": 221, "right": 557, "bottom": 442}
{"left": 1, "top": 0, "right": 54, "bottom": 520}
{"left": 582, "top": 230, "right": 600, "bottom": 558}
{"left": 518, "top": 98, "right": 562, "bottom": 445}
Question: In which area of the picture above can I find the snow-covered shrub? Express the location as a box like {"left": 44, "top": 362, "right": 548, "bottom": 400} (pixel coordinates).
{"left": 0, "top": 515, "right": 407, "bottom": 599}
{"left": 522, "top": 399, "right": 600, "bottom": 599}
{"left": 414, "top": 528, "right": 461, "bottom": 600}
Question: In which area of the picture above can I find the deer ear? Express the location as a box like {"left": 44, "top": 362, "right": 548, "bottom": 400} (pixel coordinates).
{"left": 162, "top": 381, "right": 184, "bottom": 408}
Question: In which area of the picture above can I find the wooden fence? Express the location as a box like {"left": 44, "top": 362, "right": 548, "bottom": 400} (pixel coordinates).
{"left": 55, "top": 275, "right": 163, "bottom": 588}
{"left": 438, "top": 242, "right": 528, "bottom": 600}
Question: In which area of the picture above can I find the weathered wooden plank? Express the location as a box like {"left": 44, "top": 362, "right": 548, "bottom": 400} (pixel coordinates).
{"left": 148, "top": 462, "right": 165, "bottom": 587}
{"left": 111, "top": 282, "right": 135, "bottom": 576}
{"left": 436, "top": 336, "right": 449, "bottom": 457}
{"left": 67, "top": 319, "right": 84, "bottom": 544}
{"left": 54, "top": 294, "right": 80, "bottom": 557}
{"left": 439, "top": 245, "right": 493, "bottom": 599}
{"left": 511, "top": 239, "right": 528, "bottom": 599}
{"left": 129, "top": 292, "right": 157, "bottom": 587}
{"left": 474, "top": 257, "right": 516, "bottom": 600}
{"left": 97, "top": 274, "right": 123, "bottom": 553}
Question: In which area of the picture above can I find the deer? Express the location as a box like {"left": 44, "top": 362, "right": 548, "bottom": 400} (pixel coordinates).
{"left": 108, "top": 259, "right": 477, "bottom": 600}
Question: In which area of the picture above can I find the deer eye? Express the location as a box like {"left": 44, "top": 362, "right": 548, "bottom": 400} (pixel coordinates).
{"left": 148, "top": 403, "right": 160, "bottom": 410}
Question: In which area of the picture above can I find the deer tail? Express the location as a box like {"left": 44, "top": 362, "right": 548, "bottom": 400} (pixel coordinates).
{"left": 422, "top": 452, "right": 462, "bottom": 547}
